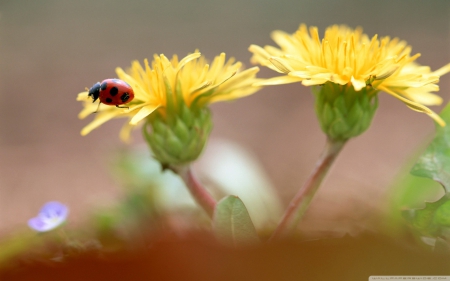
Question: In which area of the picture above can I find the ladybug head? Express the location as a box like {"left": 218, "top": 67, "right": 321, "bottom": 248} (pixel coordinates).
{"left": 88, "top": 82, "right": 101, "bottom": 102}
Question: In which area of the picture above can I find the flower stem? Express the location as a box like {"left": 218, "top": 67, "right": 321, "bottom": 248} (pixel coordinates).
{"left": 175, "top": 165, "right": 217, "bottom": 218}
{"left": 270, "top": 138, "right": 346, "bottom": 241}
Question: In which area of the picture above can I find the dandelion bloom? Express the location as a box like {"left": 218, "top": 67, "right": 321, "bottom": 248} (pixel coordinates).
{"left": 28, "top": 201, "right": 69, "bottom": 232}
{"left": 249, "top": 24, "right": 450, "bottom": 127}
{"left": 78, "top": 51, "right": 261, "bottom": 142}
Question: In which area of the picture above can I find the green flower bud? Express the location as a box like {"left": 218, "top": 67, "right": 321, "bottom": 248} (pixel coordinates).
{"left": 143, "top": 103, "right": 213, "bottom": 166}
{"left": 313, "top": 82, "right": 379, "bottom": 141}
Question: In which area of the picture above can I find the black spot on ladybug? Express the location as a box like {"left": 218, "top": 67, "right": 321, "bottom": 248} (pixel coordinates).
{"left": 110, "top": 87, "right": 119, "bottom": 96}
{"left": 101, "top": 82, "right": 107, "bottom": 91}
{"left": 106, "top": 98, "right": 113, "bottom": 103}
{"left": 121, "top": 93, "right": 130, "bottom": 102}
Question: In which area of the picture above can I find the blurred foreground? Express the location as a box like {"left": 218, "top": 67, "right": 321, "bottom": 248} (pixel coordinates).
{"left": 2, "top": 230, "right": 450, "bottom": 281}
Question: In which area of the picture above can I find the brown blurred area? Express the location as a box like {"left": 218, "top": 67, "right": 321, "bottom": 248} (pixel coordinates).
{"left": 3, "top": 232, "right": 450, "bottom": 281}
{"left": 0, "top": 0, "right": 449, "bottom": 234}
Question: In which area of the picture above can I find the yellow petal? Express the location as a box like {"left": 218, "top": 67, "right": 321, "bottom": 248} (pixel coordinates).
{"left": 78, "top": 105, "right": 97, "bottom": 119}
{"left": 269, "top": 57, "right": 293, "bottom": 73}
{"left": 130, "top": 104, "right": 160, "bottom": 125}
{"left": 81, "top": 111, "right": 118, "bottom": 136}
{"left": 351, "top": 76, "right": 366, "bottom": 91}
{"left": 271, "top": 30, "right": 295, "bottom": 49}
{"left": 210, "top": 86, "right": 261, "bottom": 103}
{"left": 253, "top": 76, "right": 301, "bottom": 86}
{"left": 189, "top": 80, "right": 212, "bottom": 95}
{"left": 248, "top": 44, "right": 271, "bottom": 61}
{"left": 176, "top": 52, "right": 202, "bottom": 73}
{"left": 374, "top": 64, "right": 399, "bottom": 80}
{"left": 328, "top": 74, "right": 349, "bottom": 85}
{"left": 77, "top": 92, "right": 89, "bottom": 101}
{"left": 220, "top": 67, "right": 260, "bottom": 90}
{"left": 431, "top": 63, "right": 450, "bottom": 77}
{"left": 402, "top": 89, "right": 443, "bottom": 106}
{"left": 378, "top": 85, "right": 445, "bottom": 126}
{"left": 289, "top": 71, "right": 312, "bottom": 79}
{"left": 301, "top": 78, "right": 328, "bottom": 86}
{"left": 119, "top": 121, "right": 136, "bottom": 143}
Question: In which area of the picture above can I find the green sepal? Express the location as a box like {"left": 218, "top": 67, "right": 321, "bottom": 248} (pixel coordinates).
{"left": 174, "top": 79, "right": 184, "bottom": 113}
{"left": 313, "top": 82, "right": 379, "bottom": 141}
{"left": 152, "top": 118, "right": 167, "bottom": 136}
{"left": 174, "top": 117, "right": 190, "bottom": 143}
{"left": 165, "top": 129, "right": 183, "bottom": 156}
{"left": 322, "top": 103, "right": 335, "bottom": 128}
{"left": 144, "top": 107, "right": 213, "bottom": 166}
{"left": 180, "top": 103, "right": 194, "bottom": 128}
{"left": 163, "top": 76, "right": 175, "bottom": 118}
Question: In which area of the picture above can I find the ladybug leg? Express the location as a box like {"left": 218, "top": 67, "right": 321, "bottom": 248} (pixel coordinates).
{"left": 93, "top": 100, "right": 102, "bottom": 113}
{"left": 116, "top": 105, "right": 130, "bottom": 110}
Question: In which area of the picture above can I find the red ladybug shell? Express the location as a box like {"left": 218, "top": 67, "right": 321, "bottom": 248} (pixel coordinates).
{"left": 88, "top": 79, "right": 134, "bottom": 107}
{"left": 98, "top": 79, "right": 134, "bottom": 106}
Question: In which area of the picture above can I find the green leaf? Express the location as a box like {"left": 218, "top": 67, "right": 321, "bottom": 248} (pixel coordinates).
{"left": 403, "top": 194, "right": 450, "bottom": 236}
{"left": 434, "top": 201, "right": 450, "bottom": 226}
{"left": 212, "top": 195, "right": 260, "bottom": 246}
{"left": 411, "top": 102, "right": 450, "bottom": 191}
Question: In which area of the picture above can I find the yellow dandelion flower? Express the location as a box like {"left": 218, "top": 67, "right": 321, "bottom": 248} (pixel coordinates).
{"left": 249, "top": 24, "right": 450, "bottom": 134}
{"left": 78, "top": 51, "right": 261, "bottom": 139}
{"left": 78, "top": 51, "right": 261, "bottom": 164}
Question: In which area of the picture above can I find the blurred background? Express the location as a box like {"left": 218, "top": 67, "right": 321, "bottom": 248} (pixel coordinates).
{"left": 0, "top": 0, "right": 448, "bottom": 235}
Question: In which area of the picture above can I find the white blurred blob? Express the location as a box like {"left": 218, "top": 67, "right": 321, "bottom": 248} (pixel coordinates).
{"left": 122, "top": 147, "right": 197, "bottom": 210}
{"left": 196, "top": 138, "right": 283, "bottom": 229}
{"left": 128, "top": 139, "right": 283, "bottom": 230}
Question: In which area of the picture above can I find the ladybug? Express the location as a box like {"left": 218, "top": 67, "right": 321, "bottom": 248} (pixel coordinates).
{"left": 88, "top": 79, "right": 134, "bottom": 112}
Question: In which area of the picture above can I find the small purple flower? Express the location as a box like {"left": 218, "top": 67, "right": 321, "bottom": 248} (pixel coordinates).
{"left": 28, "top": 201, "right": 69, "bottom": 232}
